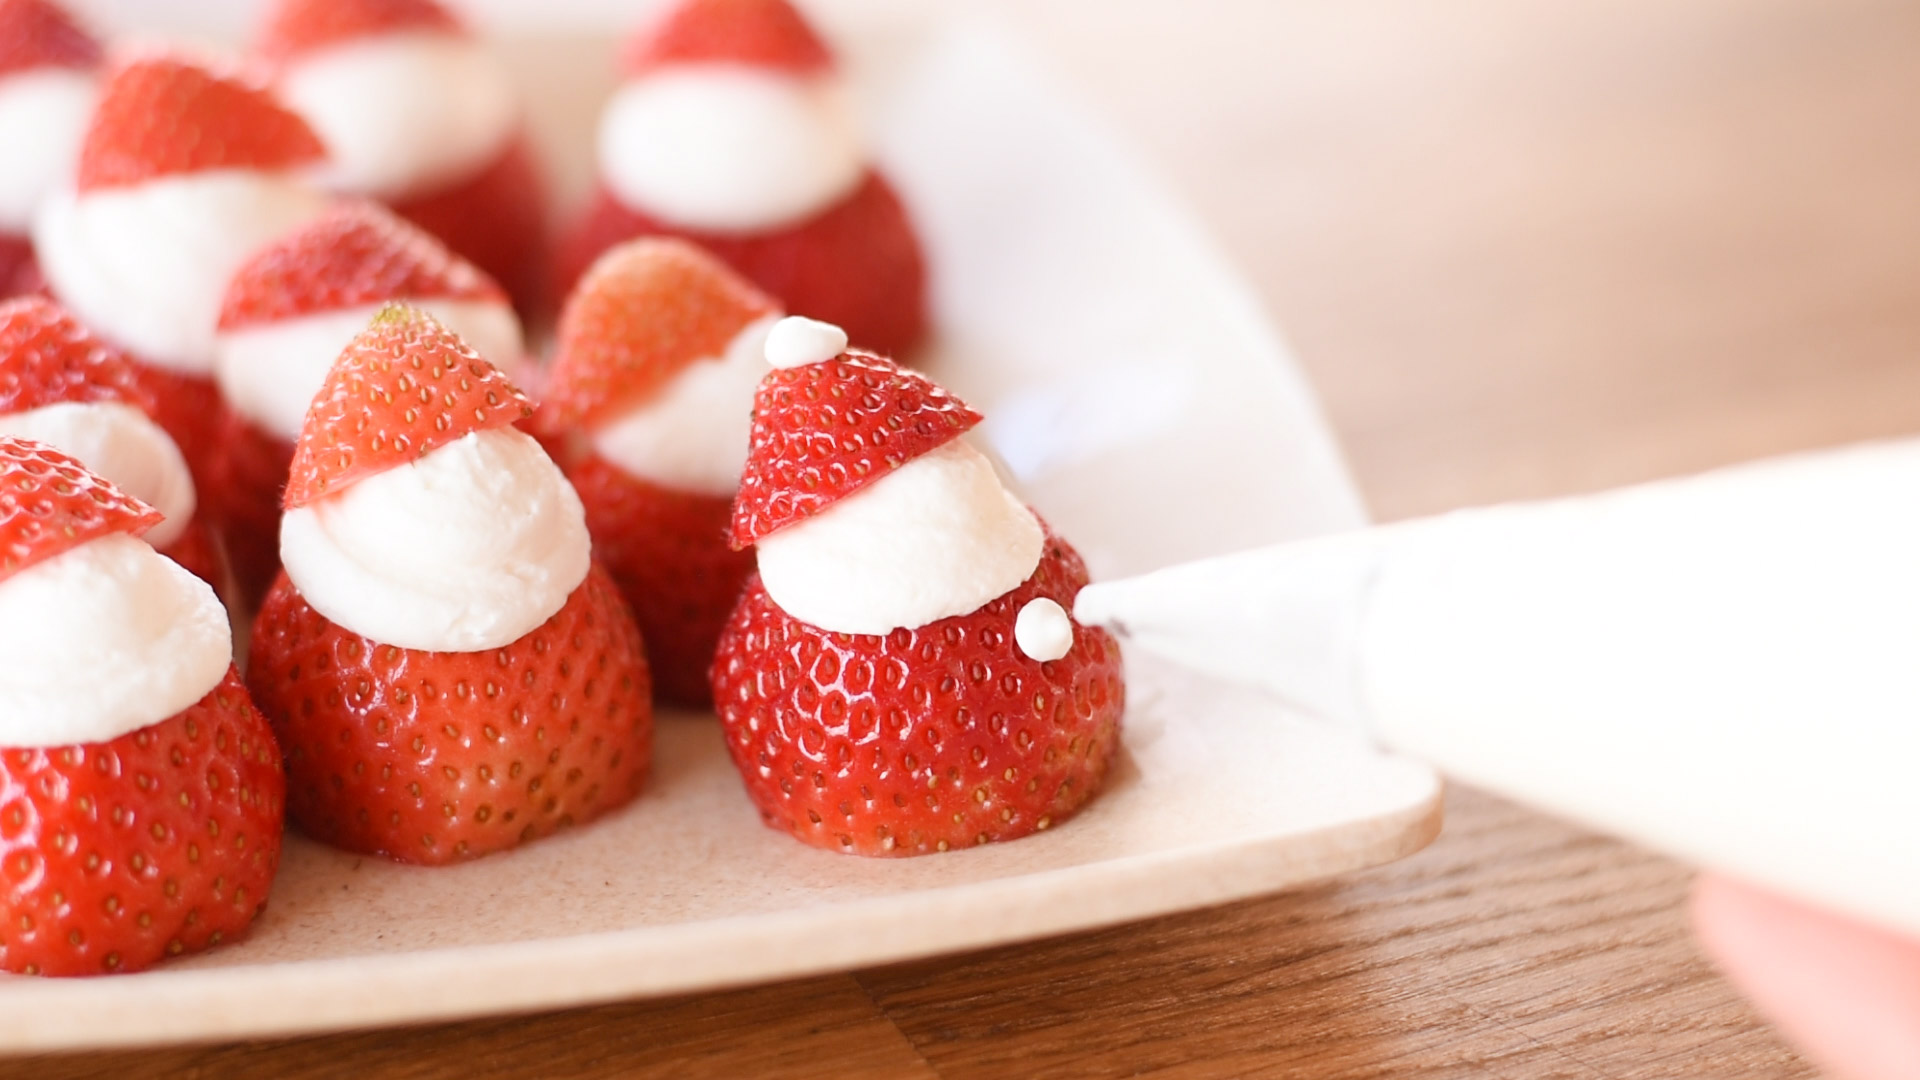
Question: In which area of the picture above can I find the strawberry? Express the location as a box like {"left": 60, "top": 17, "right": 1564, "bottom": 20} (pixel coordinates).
{"left": 729, "top": 346, "right": 979, "bottom": 549}
{"left": 0, "top": 296, "right": 231, "bottom": 590}
{"left": 281, "top": 305, "right": 529, "bottom": 508}
{"left": 543, "top": 238, "right": 777, "bottom": 430}
{"left": 539, "top": 239, "right": 776, "bottom": 706}
{"left": 0, "top": 438, "right": 283, "bottom": 975}
{"left": 710, "top": 349, "right": 1122, "bottom": 856}
{"left": 621, "top": 0, "right": 832, "bottom": 77}
{"left": 246, "top": 306, "right": 654, "bottom": 863}
{"left": 387, "top": 135, "right": 549, "bottom": 320}
{"left": 77, "top": 55, "right": 325, "bottom": 193}
{"left": 712, "top": 533, "right": 1122, "bottom": 856}
{"left": 212, "top": 204, "right": 517, "bottom": 601}
{"left": 0, "top": 234, "right": 40, "bottom": 300}
{"left": 255, "top": 0, "right": 463, "bottom": 66}
{"left": 557, "top": 173, "right": 927, "bottom": 358}
{"left": 0, "top": 0, "right": 100, "bottom": 78}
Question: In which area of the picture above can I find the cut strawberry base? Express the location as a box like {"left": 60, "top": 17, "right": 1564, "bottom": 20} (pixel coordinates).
{"left": 0, "top": 666, "right": 284, "bottom": 977}
{"left": 247, "top": 562, "right": 653, "bottom": 865}
{"left": 710, "top": 526, "right": 1124, "bottom": 857}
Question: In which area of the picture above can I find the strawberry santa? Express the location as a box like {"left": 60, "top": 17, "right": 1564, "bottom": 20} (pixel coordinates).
{"left": 0, "top": 436, "right": 283, "bottom": 975}
{"left": 540, "top": 239, "right": 777, "bottom": 706}
{"left": 247, "top": 305, "right": 653, "bottom": 865}
{"left": 254, "top": 0, "right": 548, "bottom": 314}
{"left": 32, "top": 54, "right": 332, "bottom": 492}
{"left": 0, "top": 0, "right": 100, "bottom": 299}
{"left": 557, "top": 0, "right": 926, "bottom": 357}
{"left": 711, "top": 322, "right": 1124, "bottom": 855}
{"left": 0, "top": 296, "right": 227, "bottom": 591}
{"left": 212, "top": 201, "right": 525, "bottom": 602}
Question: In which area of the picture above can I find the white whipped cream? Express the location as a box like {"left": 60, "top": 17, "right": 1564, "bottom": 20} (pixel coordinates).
{"left": 589, "top": 313, "right": 775, "bottom": 496}
{"left": 763, "top": 315, "right": 845, "bottom": 369}
{"left": 34, "top": 171, "right": 331, "bottom": 375}
{"left": 1015, "top": 598, "right": 1073, "bottom": 662}
{"left": 0, "top": 68, "right": 95, "bottom": 233}
{"left": 280, "top": 32, "right": 518, "bottom": 199}
{"left": 0, "top": 533, "right": 231, "bottom": 748}
{"left": 0, "top": 402, "right": 196, "bottom": 548}
{"left": 598, "top": 68, "right": 862, "bottom": 233}
{"left": 217, "top": 298, "right": 524, "bottom": 441}
{"left": 757, "top": 439, "right": 1044, "bottom": 635}
{"left": 280, "top": 426, "right": 590, "bottom": 652}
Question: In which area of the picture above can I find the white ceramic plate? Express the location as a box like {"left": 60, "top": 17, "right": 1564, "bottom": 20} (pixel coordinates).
{"left": 9, "top": 5, "right": 1441, "bottom": 1050}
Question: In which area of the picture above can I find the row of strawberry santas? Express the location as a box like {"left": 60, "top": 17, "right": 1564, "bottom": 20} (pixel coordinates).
{"left": 0, "top": 0, "right": 926, "bottom": 347}
{"left": 0, "top": 281, "right": 1123, "bottom": 977}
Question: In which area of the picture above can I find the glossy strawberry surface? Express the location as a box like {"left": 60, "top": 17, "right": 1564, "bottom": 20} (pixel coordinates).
{"left": 568, "top": 453, "right": 753, "bottom": 707}
{"left": 0, "top": 0, "right": 99, "bottom": 77}
{"left": 390, "top": 136, "right": 550, "bottom": 319}
{"left": 621, "top": 0, "right": 832, "bottom": 76}
{"left": 711, "top": 530, "right": 1123, "bottom": 856}
{"left": 256, "top": 0, "right": 463, "bottom": 65}
{"left": 248, "top": 563, "right": 653, "bottom": 864}
{"left": 0, "top": 436, "right": 159, "bottom": 581}
{"left": 0, "top": 667, "right": 285, "bottom": 975}
{"left": 557, "top": 172, "right": 928, "bottom": 359}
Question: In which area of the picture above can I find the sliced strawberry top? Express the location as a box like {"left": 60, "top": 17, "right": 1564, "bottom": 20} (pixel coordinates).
{"left": 0, "top": 436, "right": 162, "bottom": 583}
{"left": 0, "top": 296, "right": 157, "bottom": 416}
{"left": 622, "top": 0, "right": 833, "bottom": 78}
{"left": 544, "top": 239, "right": 778, "bottom": 430}
{"left": 0, "top": 0, "right": 100, "bottom": 77}
{"left": 729, "top": 350, "right": 980, "bottom": 549}
{"left": 256, "top": 0, "right": 465, "bottom": 66}
{"left": 76, "top": 55, "right": 327, "bottom": 193}
{"left": 284, "top": 304, "right": 531, "bottom": 508}
{"left": 220, "top": 202, "right": 506, "bottom": 331}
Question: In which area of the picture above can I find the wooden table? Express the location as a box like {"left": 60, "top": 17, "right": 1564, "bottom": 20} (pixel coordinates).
{"left": 23, "top": 0, "right": 1920, "bottom": 1073}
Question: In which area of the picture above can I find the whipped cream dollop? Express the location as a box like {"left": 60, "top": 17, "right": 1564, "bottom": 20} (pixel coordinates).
{"left": 590, "top": 313, "right": 776, "bottom": 496}
{"left": 217, "top": 299, "right": 524, "bottom": 441}
{"left": 281, "top": 426, "right": 591, "bottom": 652}
{"left": 757, "top": 439, "right": 1045, "bottom": 635}
{"left": 599, "top": 69, "right": 863, "bottom": 233}
{"left": 0, "top": 68, "right": 95, "bottom": 233}
{"left": 0, "top": 533, "right": 231, "bottom": 748}
{"left": 280, "top": 32, "right": 518, "bottom": 199}
{"left": 764, "top": 316, "right": 846, "bottom": 369}
{"left": 35, "top": 171, "right": 331, "bottom": 375}
{"left": 1015, "top": 598, "right": 1074, "bottom": 662}
{"left": 0, "top": 402, "right": 196, "bottom": 548}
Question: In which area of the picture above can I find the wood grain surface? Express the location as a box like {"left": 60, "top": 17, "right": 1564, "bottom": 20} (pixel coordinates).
{"left": 14, "top": 0, "right": 1917, "bottom": 1073}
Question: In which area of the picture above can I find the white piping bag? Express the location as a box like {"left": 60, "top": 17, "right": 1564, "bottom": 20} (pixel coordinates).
{"left": 1073, "top": 437, "right": 1920, "bottom": 938}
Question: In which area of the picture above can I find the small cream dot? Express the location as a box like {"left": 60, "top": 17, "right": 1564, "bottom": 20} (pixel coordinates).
{"left": 1015, "top": 598, "right": 1073, "bottom": 662}
{"left": 765, "top": 316, "right": 850, "bottom": 369}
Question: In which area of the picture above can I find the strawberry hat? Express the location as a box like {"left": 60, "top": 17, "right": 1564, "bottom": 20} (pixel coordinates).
{"left": 543, "top": 238, "right": 778, "bottom": 430}
{"left": 256, "top": 0, "right": 465, "bottom": 67}
{"left": 0, "top": 295, "right": 157, "bottom": 416}
{"left": 283, "top": 304, "right": 529, "bottom": 508}
{"left": 76, "top": 54, "right": 326, "bottom": 194}
{"left": 0, "top": 0, "right": 100, "bottom": 78}
{"left": 621, "top": 0, "right": 832, "bottom": 79}
{"left": 728, "top": 324, "right": 980, "bottom": 549}
{"left": 0, "top": 435, "right": 160, "bottom": 580}
{"left": 219, "top": 202, "right": 506, "bottom": 333}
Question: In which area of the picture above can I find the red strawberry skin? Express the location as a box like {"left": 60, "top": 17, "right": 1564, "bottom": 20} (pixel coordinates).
{"left": 77, "top": 56, "right": 325, "bottom": 193}
{"left": 621, "top": 0, "right": 831, "bottom": 76}
{"left": 153, "top": 514, "right": 231, "bottom": 599}
{"left": 390, "top": 136, "right": 550, "bottom": 320}
{"left": 0, "top": 436, "right": 159, "bottom": 579}
{"left": 256, "top": 0, "right": 464, "bottom": 66}
{"left": 567, "top": 453, "right": 753, "bottom": 707}
{"left": 123, "top": 364, "right": 227, "bottom": 501}
{"left": 247, "top": 563, "right": 654, "bottom": 864}
{"left": 0, "top": 234, "right": 42, "bottom": 301}
{"left": 730, "top": 348, "right": 980, "bottom": 549}
{"left": 556, "top": 172, "right": 928, "bottom": 359}
{"left": 203, "top": 411, "right": 291, "bottom": 605}
{"left": 710, "top": 528, "right": 1124, "bottom": 856}
{"left": 0, "top": 666, "right": 285, "bottom": 976}
{"left": 0, "top": 0, "right": 101, "bottom": 78}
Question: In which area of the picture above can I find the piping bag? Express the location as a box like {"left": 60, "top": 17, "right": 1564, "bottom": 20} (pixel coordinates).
{"left": 1072, "top": 437, "right": 1920, "bottom": 939}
